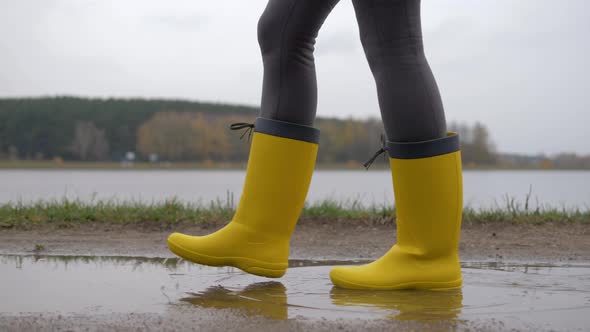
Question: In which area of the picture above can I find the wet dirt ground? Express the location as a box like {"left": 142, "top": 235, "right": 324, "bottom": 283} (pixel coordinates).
{"left": 0, "top": 221, "right": 589, "bottom": 331}
{"left": 1, "top": 220, "right": 589, "bottom": 262}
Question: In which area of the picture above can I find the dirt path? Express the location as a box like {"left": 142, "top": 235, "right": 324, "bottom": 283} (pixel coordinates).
{"left": 1, "top": 220, "right": 588, "bottom": 262}
{"left": 1, "top": 220, "right": 589, "bottom": 332}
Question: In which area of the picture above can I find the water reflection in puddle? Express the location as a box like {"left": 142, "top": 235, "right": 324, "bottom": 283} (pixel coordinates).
{"left": 1, "top": 255, "right": 589, "bottom": 330}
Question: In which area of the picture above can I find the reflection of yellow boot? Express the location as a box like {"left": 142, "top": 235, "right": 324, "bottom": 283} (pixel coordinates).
{"left": 181, "top": 282, "right": 288, "bottom": 320}
{"left": 168, "top": 117, "right": 319, "bottom": 278}
{"left": 330, "top": 133, "right": 463, "bottom": 290}
{"left": 330, "top": 287, "right": 463, "bottom": 321}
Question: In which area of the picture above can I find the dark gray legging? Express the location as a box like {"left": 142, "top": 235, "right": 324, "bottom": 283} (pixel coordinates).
{"left": 257, "top": 0, "right": 447, "bottom": 142}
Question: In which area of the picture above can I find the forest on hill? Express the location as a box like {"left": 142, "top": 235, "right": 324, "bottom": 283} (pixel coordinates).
{"left": 3, "top": 96, "right": 585, "bottom": 169}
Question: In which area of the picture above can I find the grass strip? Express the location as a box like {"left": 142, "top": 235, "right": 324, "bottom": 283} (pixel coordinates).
{"left": 0, "top": 197, "right": 588, "bottom": 228}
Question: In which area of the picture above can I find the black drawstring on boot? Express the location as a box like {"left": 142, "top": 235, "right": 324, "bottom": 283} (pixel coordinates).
{"left": 230, "top": 122, "right": 255, "bottom": 141}
{"left": 362, "top": 134, "right": 388, "bottom": 170}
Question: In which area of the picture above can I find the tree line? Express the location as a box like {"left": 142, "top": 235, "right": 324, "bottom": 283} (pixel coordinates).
{"left": 1, "top": 97, "right": 500, "bottom": 166}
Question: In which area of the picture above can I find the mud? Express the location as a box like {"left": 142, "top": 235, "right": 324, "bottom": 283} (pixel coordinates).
{"left": 0, "top": 221, "right": 588, "bottom": 262}
{"left": 0, "top": 255, "right": 589, "bottom": 331}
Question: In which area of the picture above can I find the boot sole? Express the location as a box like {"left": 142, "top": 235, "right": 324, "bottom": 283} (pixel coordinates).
{"left": 331, "top": 271, "right": 462, "bottom": 291}
{"left": 167, "top": 240, "right": 287, "bottom": 278}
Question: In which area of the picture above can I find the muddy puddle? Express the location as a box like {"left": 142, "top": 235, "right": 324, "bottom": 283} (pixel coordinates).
{"left": 0, "top": 255, "right": 589, "bottom": 331}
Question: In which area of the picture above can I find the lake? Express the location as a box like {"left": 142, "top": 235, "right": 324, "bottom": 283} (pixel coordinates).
{"left": 1, "top": 169, "right": 589, "bottom": 210}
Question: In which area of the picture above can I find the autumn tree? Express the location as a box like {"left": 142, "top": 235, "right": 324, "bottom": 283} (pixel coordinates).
{"left": 137, "top": 111, "right": 238, "bottom": 161}
{"left": 190, "top": 113, "right": 234, "bottom": 161}
{"left": 448, "top": 121, "right": 496, "bottom": 165}
{"left": 69, "top": 121, "right": 110, "bottom": 160}
{"left": 471, "top": 122, "right": 496, "bottom": 164}
{"left": 137, "top": 112, "right": 198, "bottom": 160}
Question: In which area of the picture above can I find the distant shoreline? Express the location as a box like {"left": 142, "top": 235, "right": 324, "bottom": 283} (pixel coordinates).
{"left": 1, "top": 160, "right": 588, "bottom": 171}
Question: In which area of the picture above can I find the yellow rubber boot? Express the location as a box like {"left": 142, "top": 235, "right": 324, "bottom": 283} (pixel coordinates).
{"left": 330, "top": 132, "right": 463, "bottom": 290}
{"left": 168, "top": 117, "right": 319, "bottom": 278}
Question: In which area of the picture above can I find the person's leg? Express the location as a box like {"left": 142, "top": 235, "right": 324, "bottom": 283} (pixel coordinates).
{"left": 258, "top": 0, "right": 340, "bottom": 126}
{"left": 168, "top": 0, "right": 340, "bottom": 278}
{"left": 330, "top": 0, "right": 463, "bottom": 290}
{"left": 351, "top": 0, "right": 446, "bottom": 142}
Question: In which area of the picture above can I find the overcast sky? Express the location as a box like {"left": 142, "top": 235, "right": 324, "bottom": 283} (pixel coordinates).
{"left": 1, "top": 0, "right": 589, "bottom": 155}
